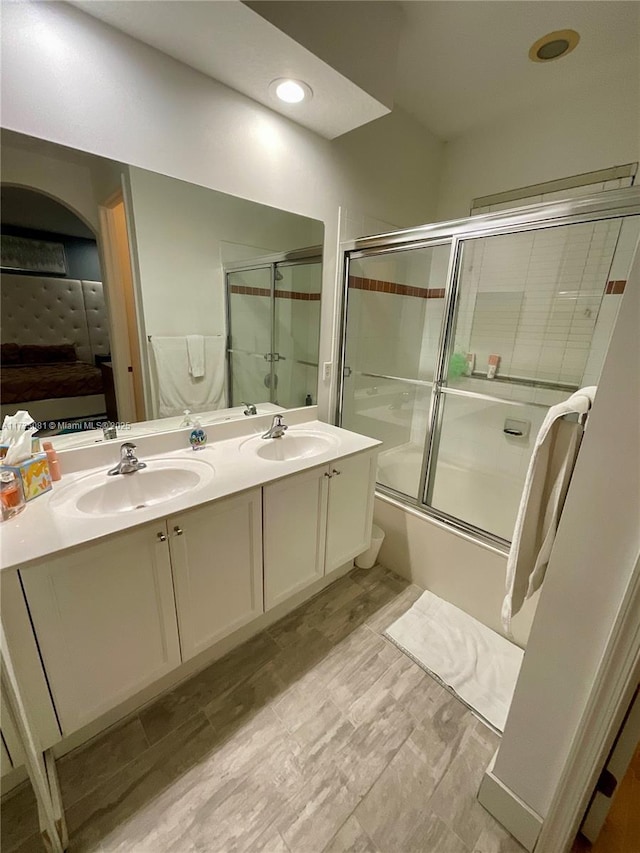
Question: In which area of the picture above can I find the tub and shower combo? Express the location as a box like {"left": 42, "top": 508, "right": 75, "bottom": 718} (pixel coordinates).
{"left": 337, "top": 188, "right": 640, "bottom": 555}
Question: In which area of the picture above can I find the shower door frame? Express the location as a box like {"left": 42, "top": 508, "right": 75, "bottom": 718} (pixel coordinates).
{"left": 336, "top": 187, "right": 640, "bottom": 550}
{"left": 224, "top": 246, "right": 322, "bottom": 406}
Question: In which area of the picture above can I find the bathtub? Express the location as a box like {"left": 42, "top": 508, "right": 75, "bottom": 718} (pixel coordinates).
{"left": 376, "top": 443, "right": 522, "bottom": 542}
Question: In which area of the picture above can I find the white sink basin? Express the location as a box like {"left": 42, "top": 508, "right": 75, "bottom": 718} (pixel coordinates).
{"left": 241, "top": 431, "right": 337, "bottom": 462}
{"left": 51, "top": 457, "right": 214, "bottom": 516}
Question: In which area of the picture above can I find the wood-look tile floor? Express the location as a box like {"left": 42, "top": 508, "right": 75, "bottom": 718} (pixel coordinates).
{"left": 1, "top": 565, "right": 525, "bottom": 853}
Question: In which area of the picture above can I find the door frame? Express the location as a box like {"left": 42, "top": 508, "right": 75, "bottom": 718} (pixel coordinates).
{"left": 98, "top": 189, "right": 145, "bottom": 422}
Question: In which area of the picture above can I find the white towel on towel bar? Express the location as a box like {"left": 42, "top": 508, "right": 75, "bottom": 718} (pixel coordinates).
{"left": 150, "top": 336, "right": 226, "bottom": 417}
{"left": 186, "top": 335, "right": 205, "bottom": 378}
{"left": 502, "top": 386, "right": 597, "bottom": 633}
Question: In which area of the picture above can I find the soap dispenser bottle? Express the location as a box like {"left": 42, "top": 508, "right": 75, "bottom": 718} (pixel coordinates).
{"left": 188, "top": 415, "right": 207, "bottom": 451}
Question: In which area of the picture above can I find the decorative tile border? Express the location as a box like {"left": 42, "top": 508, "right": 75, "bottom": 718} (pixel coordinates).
{"left": 349, "top": 276, "right": 445, "bottom": 299}
{"left": 230, "top": 285, "right": 321, "bottom": 301}
{"left": 605, "top": 280, "right": 626, "bottom": 295}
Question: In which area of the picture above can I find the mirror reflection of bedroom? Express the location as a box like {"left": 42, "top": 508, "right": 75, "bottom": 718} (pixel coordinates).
{"left": 1, "top": 186, "right": 114, "bottom": 435}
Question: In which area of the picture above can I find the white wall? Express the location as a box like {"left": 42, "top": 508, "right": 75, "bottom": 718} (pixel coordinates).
{"left": 492, "top": 244, "right": 640, "bottom": 818}
{"left": 1, "top": 139, "right": 103, "bottom": 233}
{"left": 0, "top": 1, "right": 443, "bottom": 419}
{"left": 437, "top": 78, "right": 640, "bottom": 221}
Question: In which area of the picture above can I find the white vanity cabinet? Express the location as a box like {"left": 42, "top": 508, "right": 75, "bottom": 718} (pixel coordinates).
{"left": 1, "top": 695, "right": 25, "bottom": 778}
{"left": 20, "top": 524, "right": 182, "bottom": 735}
{"left": 167, "top": 489, "right": 263, "bottom": 661}
{"left": 263, "top": 466, "right": 329, "bottom": 609}
{"left": 263, "top": 449, "right": 377, "bottom": 609}
{"left": 325, "top": 451, "right": 377, "bottom": 573}
{"left": 0, "top": 737, "right": 11, "bottom": 778}
{"left": 9, "top": 439, "right": 378, "bottom": 742}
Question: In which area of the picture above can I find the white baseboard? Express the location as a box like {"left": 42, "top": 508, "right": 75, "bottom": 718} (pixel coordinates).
{"left": 477, "top": 757, "right": 544, "bottom": 852}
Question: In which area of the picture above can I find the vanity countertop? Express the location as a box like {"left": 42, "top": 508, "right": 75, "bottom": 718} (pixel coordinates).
{"left": 1, "top": 418, "right": 380, "bottom": 572}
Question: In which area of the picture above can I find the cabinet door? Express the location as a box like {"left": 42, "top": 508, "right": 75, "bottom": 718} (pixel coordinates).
{"left": 1, "top": 694, "right": 24, "bottom": 775}
{"left": 1, "top": 570, "right": 61, "bottom": 751}
{"left": 263, "top": 466, "right": 329, "bottom": 610}
{"left": 20, "top": 524, "right": 181, "bottom": 735}
{"left": 325, "top": 450, "right": 377, "bottom": 573}
{"left": 0, "top": 736, "right": 11, "bottom": 778}
{"left": 168, "top": 489, "right": 263, "bottom": 661}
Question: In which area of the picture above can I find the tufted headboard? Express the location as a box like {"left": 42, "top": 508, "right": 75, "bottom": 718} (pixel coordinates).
{"left": 1, "top": 274, "right": 110, "bottom": 363}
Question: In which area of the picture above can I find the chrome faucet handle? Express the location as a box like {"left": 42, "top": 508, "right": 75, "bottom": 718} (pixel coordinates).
{"left": 102, "top": 421, "right": 117, "bottom": 440}
{"left": 242, "top": 402, "right": 257, "bottom": 416}
{"left": 108, "top": 442, "right": 146, "bottom": 475}
{"left": 261, "top": 414, "right": 288, "bottom": 439}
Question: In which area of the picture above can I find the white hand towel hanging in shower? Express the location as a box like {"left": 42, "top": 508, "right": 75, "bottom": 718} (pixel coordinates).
{"left": 186, "top": 335, "right": 205, "bottom": 378}
{"left": 501, "top": 386, "right": 597, "bottom": 633}
{"left": 150, "top": 336, "right": 225, "bottom": 417}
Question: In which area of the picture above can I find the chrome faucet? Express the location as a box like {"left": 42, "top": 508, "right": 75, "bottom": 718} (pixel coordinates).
{"left": 108, "top": 442, "right": 147, "bottom": 476}
{"left": 242, "top": 402, "right": 258, "bottom": 416}
{"left": 262, "top": 414, "right": 288, "bottom": 439}
{"left": 102, "top": 421, "right": 117, "bottom": 440}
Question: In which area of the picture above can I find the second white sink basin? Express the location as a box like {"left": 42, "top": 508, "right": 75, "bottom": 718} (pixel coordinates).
{"left": 241, "top": 431, "right": 337, "bottom": 462}
{"left": 51, "top": 457, "right": 215, "bottom": 516}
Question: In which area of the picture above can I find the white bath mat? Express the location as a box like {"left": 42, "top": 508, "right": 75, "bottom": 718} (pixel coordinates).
{"left": 385, "top": 591, "right": 524, "bottom": 732}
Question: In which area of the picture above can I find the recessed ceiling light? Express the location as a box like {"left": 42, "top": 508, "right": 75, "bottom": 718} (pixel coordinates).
{"left": 529, "top": 29, "right": 580, "bottom": 63}
{"left": 269, "top": 78, "right": 312, "bottom": 105}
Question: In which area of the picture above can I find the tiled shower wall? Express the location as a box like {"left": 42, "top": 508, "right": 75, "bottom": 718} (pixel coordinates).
{"left": 453, "top": 218, "right": 625, "bottom": 386}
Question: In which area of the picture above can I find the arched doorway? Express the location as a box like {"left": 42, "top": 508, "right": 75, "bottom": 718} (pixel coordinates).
{"left": 0, "top": 185, "right": 116, "bottom": 433}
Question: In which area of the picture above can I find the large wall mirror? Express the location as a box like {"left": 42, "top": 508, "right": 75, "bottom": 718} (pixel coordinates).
{"left": 0, "top": 130, "right": 324, "bottom": 447}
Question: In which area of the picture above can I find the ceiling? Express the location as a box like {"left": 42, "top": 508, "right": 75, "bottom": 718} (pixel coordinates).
{"left": 69, "top": 0, "right": 389, "bottom": 140}
{"left": 68, "top": 1, "right": 639, "bottom": 143}
{"left": 395, "top": 1, "right": 640, "bottom": 139}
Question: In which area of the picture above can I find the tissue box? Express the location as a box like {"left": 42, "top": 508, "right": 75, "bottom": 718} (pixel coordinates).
{"left": 2, "top": 454, "right": 52, "bottom": 502}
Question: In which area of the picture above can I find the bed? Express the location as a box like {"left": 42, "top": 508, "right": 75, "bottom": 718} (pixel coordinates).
{"left": 0, "top": 275, "right": 110, "bottom": 424}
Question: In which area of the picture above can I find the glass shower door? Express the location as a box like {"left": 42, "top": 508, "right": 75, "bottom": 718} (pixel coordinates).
{"left": 425, "top": 216, "right": 628, "bottom": 541}
{"left": 339, "top": 195, "right": 640, "bottom": 548}
{"left": 227, "top": 267, "right": 273, "bottom": 405}
{"left": 273, "top": 260, "right": 322, "bottom": 407}
{"left": 340, "top": 243, "right": 452, "bottom": 500}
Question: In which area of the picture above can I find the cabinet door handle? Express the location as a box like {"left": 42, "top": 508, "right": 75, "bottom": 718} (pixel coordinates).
{"left": 173, "top": 526, "right": 184, "bottom": 536}
{"left": 157, "top": 532, "right": 167, "bottom": 542}
{"left": 324, "top": 471, "right": 332, "bottom": 478}
{"left": 332, "top": 469, "right": 341, "bottom": 476}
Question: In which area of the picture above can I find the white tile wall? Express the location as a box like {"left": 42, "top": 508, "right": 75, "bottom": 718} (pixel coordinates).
{"left": 454, "top": 219, "right": 623, "bottom": 385}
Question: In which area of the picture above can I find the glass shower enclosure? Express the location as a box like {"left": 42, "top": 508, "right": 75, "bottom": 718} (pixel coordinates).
{"left": 225, "top": 248, "right": 322, "bottom": 409}
{"left": 338, "top": 188, "right": 640, "bottom": 548}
